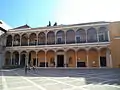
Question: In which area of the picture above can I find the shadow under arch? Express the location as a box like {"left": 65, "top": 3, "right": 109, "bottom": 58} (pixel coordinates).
{"left": 20, "top": 51, "right": 27, "bottom": 67}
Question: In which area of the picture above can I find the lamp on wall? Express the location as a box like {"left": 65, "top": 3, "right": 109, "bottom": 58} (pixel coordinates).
{"left": 92, "top": 60, "right": 96, "bottom": 67}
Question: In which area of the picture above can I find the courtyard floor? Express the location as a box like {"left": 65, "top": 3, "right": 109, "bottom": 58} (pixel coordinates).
{"left": 0, "top": 68, "right": 120, "bottom": 90}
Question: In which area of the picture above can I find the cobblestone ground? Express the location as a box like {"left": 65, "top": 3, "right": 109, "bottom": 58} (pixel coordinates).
{"left": 0, "top": 68, "right": 120, "bottom": 90}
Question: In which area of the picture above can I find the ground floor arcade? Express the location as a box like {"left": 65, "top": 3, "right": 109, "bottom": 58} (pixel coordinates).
{"left": 4, "top": 47, "right": 112, "bottom": 68}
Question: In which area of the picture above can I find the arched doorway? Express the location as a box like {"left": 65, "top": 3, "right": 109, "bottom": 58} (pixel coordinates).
{"left": 5, "top": 51, "right": 11, "bottom": 65}
{"left": 6, "top": 35, "right": 12, "bottom": 46}
{"left": 21, "top": 33, "right": 28, "bottom": 46}
{"left": 56, "top": 30, "right": 65, "bottom": 44}
{"left": 47, "top": 31, "right": 55, "bottom": 45}
{"left": 29, "top": 33, "right": 37, "bottom": 45}
{"left": 66, "top": 30, "right": 75, "bottom": 44}
{"left": 87, "top": 27, "right": 97, "bottom": 42}
{"left": 13, "top": 34, "right": 20, "bottom": 46}
{"left": 38, "top": 32, "right": 46, "bottom": 45}
{"left": 20, "top": 51, "right": 27, "bottom": 67}
{"left": 12, "top": 51, "right": 19, "bottom": 65}
{"left": 76, "top": 29, "right": 86, "bottom": 43}
{"left": 100, "top": 48, "right": 107, "bottom": 67}
{"left": 98, "top": 27, "right": 108, "bottom": 42}
{"left": 29, "top": 51, "right": 37, "bottom": 66}
{"left": 77, "top": 49, "right": 87, "bottom": 67}
{"left": 56, "top": 50, "right": 65, "bottom": 67}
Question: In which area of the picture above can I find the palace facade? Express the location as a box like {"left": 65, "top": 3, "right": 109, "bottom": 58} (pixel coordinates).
{"left": 1, "top": 21, "right": 120, "bottom": 68}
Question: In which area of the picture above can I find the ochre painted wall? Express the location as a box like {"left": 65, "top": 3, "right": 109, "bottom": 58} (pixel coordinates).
{"left": 77, "top": 50, "right": 87, "bottom": 66}
{"left": 66, "top": 50, "right": 76, "bottom": 67}
{"left": 109, "top": 22, "right": 120, "bottom": 68}
{"left": 88, "top": 49, "right": 99, "bottom": 67}
{"left": 30, "top": 51, "right": 36, "bottom": 66}
{"left": 46, "top": 51, "right": 55, "bottom": 67}
{"left": 100, "top": 48, "right": 107, "bottom": 57}
{"left": 37, "top": 51, "right": 45, "bottom": 65}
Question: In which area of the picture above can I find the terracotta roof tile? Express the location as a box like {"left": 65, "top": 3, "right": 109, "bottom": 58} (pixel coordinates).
{"left": 13, "top": 24, "right": 30, "bottom": 29}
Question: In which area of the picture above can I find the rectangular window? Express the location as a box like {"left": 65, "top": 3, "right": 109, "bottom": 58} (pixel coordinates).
{"left": 57, "top": 38, "right": 62, "bottom": 43}
{"left": 99, "top": 33, "right": 105, "bottom": 41}
{"left": 76, "top": 37, "right": 80, "bottom": 42}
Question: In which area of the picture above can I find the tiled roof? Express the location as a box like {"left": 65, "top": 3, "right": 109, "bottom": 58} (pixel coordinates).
{"left": 13, "top": 24, "right": 30, "bottom": 29}
{"left": 0, "top": 27, "right": 7, "bottom": 32}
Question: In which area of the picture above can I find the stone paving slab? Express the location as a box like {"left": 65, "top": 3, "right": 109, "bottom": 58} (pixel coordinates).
{"left": 1, "top": 68, "right": 120, "bottom": 90}
{"left": 7, "top": 81, "right": 32, "bottom": 88}
{"left": 43, "top": 83, "right": 72, "bottom": 90}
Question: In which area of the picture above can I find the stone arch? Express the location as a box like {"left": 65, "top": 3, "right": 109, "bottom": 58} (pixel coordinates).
{"left": 20, "top": 51, "right": 27, "bottom": 67}
{"left": 47, "top": 31, "right": 55, "bottom": 45}
{"left": 6, "top": 35, "right": 12, "bottom": 46}
{"left": 56, "top": 30, "right": 65, "bottom": 44}
{"left": 5, "top": 51, "right": 11, "bottom": 65}
{"left": 77, "top": 49, "right": 87, "bottom": 67}
{"left": 21, "top": 33, "right": 28, "bottom": 46}
{"left": 29, "top": 33, "right": 37, "bottom": 45}
{"left": 13, "top": 34, "right": 20, "bottom": 46}
{"left": 66, "top": 29, "right": 75, "bottom": 44}
{"left": 38, "top": 32, "right": 46, "bottom": 45}
{"left": 76, "top": 29, "right": 86, "bottom": 43}
{"left": 88, "top": 48, "right": 99, "bottom": 67}
{"left": 46, "top": 50, "right": 55, "bottom": 67}
{"left": 98, "top": 27, "right": 108, "bottom": 42}
{"left": 99, "top": 47, "right": 108, "bottom": 67}
{"left": 37, "top": 50, "right": 45, "bottom": 67}
{"left": 87, "top": 27, "right": 97, "bottom": 42}
{"left": 12, "top": 51, "right": 19, "bottom": 65}
{"left": 66, "top": 49, "right": 76, "bottom": 67}
{"left": 29, "top": 51, "right": 37, "bottom": 66}
{"left": 56, "top": 49, "right": 65, "bottom": 53}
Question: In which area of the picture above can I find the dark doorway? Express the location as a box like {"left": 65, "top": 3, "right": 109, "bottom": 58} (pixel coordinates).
{"left": 39, "top": 62, "right": 45, "bottom": 67}
{"left": 57, "top": 55, "right": 64, "bottom": 67}
{"left": 33, "top": 58, "right": 36, "bottom": 66}
{"left": 15, "top": 53, "right": 19, "bottom": 65}
{"left": 100, "top": 57, "right": 106, "bottom": 67}
{"left": 77, "top": 62, "right": 86, "bottom": 67}
{"left": 20, "top": 54, "right": 25, "bottom": 67}
{"left": 28, "top": 53, "right": 31, "bottom": 66}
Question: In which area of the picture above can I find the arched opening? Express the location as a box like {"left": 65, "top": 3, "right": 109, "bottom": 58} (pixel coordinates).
{"left": 5, "top": 51, "right": 11, "bottom": 65}
{"left": 13, "top": 34, "right": 20, "bottom": 46}
{"left": 12, "top": 51, "right": 19, "bottom": 65}
{"left": 37, "top": 50, "right": 45, "bottom": 67}
{"left": 56, "top": 50, "right": 65, "bottom": 67}
{"left": 29, "top": 33, "right": 37, "bottom": 45}
{"left": 47, "top": 31, "right": 55, "bottom": 45}
{"left": 76, "top": 29, "right": 86, "bottom": 43}
{"left": 77, "top": 49, "right": 87, "bottom": 67}
{"left": 66, "top": 49, "right": 76, "bottom": 67}
{"left": 98, "top": 27, "right": 108, "bottom": 42}
{"left": 29, "top": 51, "right": 37, "bottom": 66}
{"left": 38, "top": 32, "right": 46, "bottom": 45}
{"left": 56, "top": 30, "right": 65, "bottom": 44}
{"left": 46, "top": 50, "right": 55, "bottom": 67}
{"left": 20, "top": 51, "right": 27, "bottom": 67}
{"left": 100, "top": 48, "right": 107, "bottom": 67}
{"left": 66, "top": 30, "right": 75, "bottom": 44}
{"left": 6, "top": 35, "right": 12, "bottom": 46}
{"left": 21, "top": 33, "right": 28, "bottom": 46}
{"left": 87, "top": 27, "right": 97, "bottom": 42}
{"left": 88, "top": 48, "right": 99, "bottom": 67}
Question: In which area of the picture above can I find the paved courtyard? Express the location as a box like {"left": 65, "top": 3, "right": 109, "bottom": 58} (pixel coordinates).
{"left": 0, "top": 68, "right": 120, "bottom": 90}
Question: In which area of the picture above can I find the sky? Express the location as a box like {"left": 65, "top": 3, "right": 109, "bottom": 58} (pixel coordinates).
{"left": 0, "top": 0, "right": 120, "bottom": 28}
